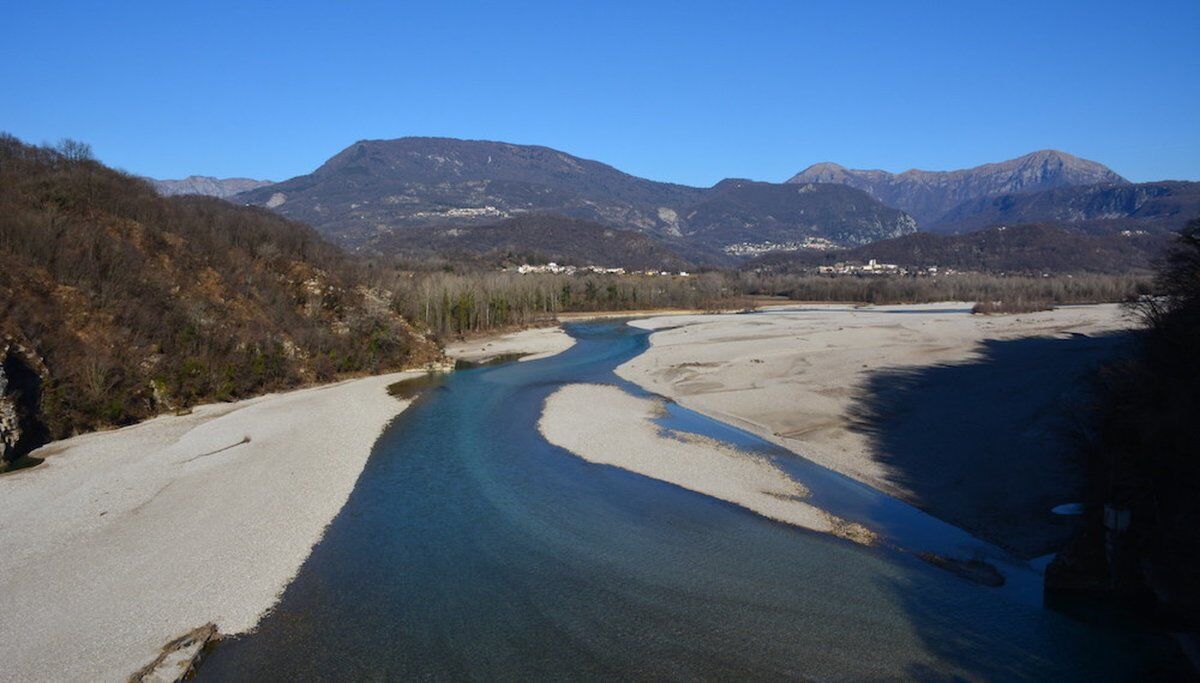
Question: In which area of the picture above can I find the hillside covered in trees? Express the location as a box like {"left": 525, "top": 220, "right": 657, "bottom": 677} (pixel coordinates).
{"left": 0, "top": 135, "right": 443, "bottom": 466}
{"left": 745, "top": 224, "right": 1169, "bottom": 275}
{"left": 366, "top": 214, "right": 697, "bottom": 270}
{"left": 1061, "top": 218, "right": 1200, "bottom": 624}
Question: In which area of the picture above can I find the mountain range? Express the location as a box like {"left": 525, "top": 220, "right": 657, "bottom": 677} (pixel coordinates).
{"left": 786, "top": 150, "right": 1128, "bottom": 227}
{"left": 143, "top": 139, "right": 1197, "bottom": 271}
{"left": 230, "top": 138, "right": 917, "bottom": 257}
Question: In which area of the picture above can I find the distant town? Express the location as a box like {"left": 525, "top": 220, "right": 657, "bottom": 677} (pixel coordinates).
{"left": 817, "top": 259, "right": 950, "bottom": 277}
{"left": 507, "top": 259, "right": 957, "bottom": 278}
{"left": 723, "top": 237, "right": 841, "bottom": 257}
{"left": 511, "top": 263, "right": 691, "bottom": 277}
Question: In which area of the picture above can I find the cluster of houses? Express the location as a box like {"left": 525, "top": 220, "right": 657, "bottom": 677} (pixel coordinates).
{"left": 512, "top": 263, "right": 690, "bottom": 277}
{"left": 723, "top": 237, "right": 840, "bottom": 257}
{"left": 816, "top": 259, "right": 948, "bottom": 276}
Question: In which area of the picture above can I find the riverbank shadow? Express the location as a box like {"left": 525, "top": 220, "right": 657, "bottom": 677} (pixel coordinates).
{"left": 848, "top": 330, "right": 1135, "bottom": 558}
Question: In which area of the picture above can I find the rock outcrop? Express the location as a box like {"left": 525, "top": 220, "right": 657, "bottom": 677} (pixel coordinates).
{"left": 0, "top": 338, "right": 49, "bottom": 465}
{"left": 927, "top": 180, "right": 1200, "bottom": 235}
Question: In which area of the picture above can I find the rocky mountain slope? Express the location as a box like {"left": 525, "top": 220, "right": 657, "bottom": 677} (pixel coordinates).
{"left": 151, "top": 175, "right": 273, "bottom": 198}
{"left": 0, "top": 135, "right": 441, "bottom": 466}
{"left": 234, "top": 137, "right": 916, "bottom": 256}
{"left": 787, "top": 150, "right": 1128, "bottom": 227}
{"left": 927, "top": 181, "right": 1200, "bottom": 235}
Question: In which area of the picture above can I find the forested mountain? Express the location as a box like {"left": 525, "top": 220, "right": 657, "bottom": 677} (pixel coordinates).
{"left": 0, "top": 135, "right": 442, "bottom": 465}
{"left": 926, "top": 181, "right": 1200, "bottom": 235}
{"left": 745, "top": 224, "right": 1169, "bottom": 275}
{"left": 233, "top": 137, "right": 916, "bottom": 255}
{"left": 787, "top": 150, "right": 1127, "bottom": 226}
{"left": 366, "top": 214, "right": 695, "bottom": 271}
{"left": 151, "top": 175, "right": 273, "bottom": 198}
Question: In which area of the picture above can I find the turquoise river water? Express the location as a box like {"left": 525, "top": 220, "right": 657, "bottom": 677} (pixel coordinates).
{"left": 196, "top": 319, "right": 1174, "bottom": 680}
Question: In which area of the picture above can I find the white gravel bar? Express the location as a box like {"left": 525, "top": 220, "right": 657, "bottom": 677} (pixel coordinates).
{"left": 444, "top": 325, "right": 576, "bottom": 363}
{"left": 539, "top": 383, "right": 874, "bottom": 543}
{"left": 0, "top": 371, "right": 422, "bottom": 682}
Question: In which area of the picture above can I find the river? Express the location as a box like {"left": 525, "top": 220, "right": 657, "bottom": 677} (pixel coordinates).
{"left": 197, "top": 319, "right": 1170, "bottom": 680}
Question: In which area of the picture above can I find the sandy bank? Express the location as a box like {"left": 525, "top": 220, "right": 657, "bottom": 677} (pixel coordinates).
{"left": 0, "top": 371, "right": 421, "bottom": 682}
{"left": 444, "top": 325, "right": 575, "bottom": 363}
{"left": 539, "top": 384, "right": 874, "bottom": 543}
{"left": 555, "top": 301, "right": 798, "bottom": 322}
{"left": 616, "top": 303, "right": 1134, "bottom": 556}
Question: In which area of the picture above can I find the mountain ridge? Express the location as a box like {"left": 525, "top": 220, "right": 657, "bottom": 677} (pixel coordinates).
{"left": 236, "top": 136, "right": 706, "bottom": 244}
{"left": 150, "top": 175, "right": 273, "bottom": 199}
{"left": 787, "top": 150, "right": 1128, "bottom": 227}
{"left": 234, "top": 137, "right": 917, "bottom": 256}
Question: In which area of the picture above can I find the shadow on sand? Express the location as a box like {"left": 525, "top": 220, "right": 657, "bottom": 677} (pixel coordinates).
{"left": 850, "top": 330, "right": 1191, "bottom": 678}
{"left": 848, "top": 331, "right": 1135, "bottom": 558}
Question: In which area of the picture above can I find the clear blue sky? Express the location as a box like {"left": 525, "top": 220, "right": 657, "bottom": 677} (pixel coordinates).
{"left": 4, "top": 0, "right": 1197, "bottom": 185}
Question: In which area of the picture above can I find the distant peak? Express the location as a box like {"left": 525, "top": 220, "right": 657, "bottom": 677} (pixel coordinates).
{"left": 987, "top": 149, "right": 1126, "bottom": 182}
{"left": 1021, "top": 149, "right": 1074, "bottom": 159}
{"left": 712, "top": 177, "right": 757, "bottom": 188}
{"left": 800, "top": 162, "right": 846, "bottom": 173}
{"left": 1012, "top": 149, "right": 1084, "bottom": 164}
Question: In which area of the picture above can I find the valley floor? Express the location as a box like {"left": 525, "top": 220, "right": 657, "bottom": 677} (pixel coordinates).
{"left": 0, "top": 305, "right": 1141, "bottom": 679}
{"left": 0, "top": 371, "right": 422, "bottom": 682}
{"left": 603, "top": 303, "right": 1134, "bottom": 556}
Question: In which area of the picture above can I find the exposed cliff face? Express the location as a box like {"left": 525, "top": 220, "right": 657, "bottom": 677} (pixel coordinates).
{"left": 787, "top": 150, "right": 1128, "bottom": 227}
{"left": 0, "top": 340, "right": 48, "bottom": 465}
{"left": 927, "top": 181, "right": 1200, "bottom": 235}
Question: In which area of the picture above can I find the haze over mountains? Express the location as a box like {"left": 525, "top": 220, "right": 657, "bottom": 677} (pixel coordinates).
{"left": 147, "top": 138, "right": 1197, "bottom": 272}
